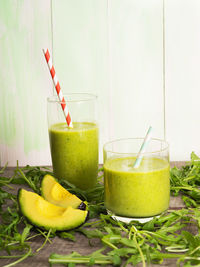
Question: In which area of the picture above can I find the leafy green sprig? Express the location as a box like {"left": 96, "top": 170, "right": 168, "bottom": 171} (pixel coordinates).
{"left": 170, "top": 152, "right": 200, "bottom": 207}
{"left": 49, "top": 208, "right": 200, "bottom": 267}
{"left": 1, "top": 153, "right": 200, "bottom": 266}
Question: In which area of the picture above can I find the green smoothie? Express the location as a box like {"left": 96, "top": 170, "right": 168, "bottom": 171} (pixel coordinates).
{"left": 49, "top": 122, "right": 98, "bottom": 190}
{"left": 104, "top": 157, "right": 170, "bottom": 218}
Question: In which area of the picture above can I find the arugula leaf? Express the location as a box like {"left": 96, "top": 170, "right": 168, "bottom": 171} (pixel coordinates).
{"left": 49, "top": 249, "right": 120, "bottom": 266}
{"left": 1, "top": 155, "right": 200, "bottom": 266}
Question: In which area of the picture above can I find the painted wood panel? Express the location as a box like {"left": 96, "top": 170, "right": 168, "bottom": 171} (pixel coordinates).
{"left": 1, "top": 0, "right": 200, "bottom": 166}
{"left": 52, "top": 0, "right": 109, "bottom": 163}
{"left": 52, "top": 0, "right": 164, "bottom": 163}
{"left": 165, "top": 0, "right": 200, "bottom": 160}
{"left": 0, "top": 0, "right": 52, "bottom": 166}
{"left": 108, "top": 0, "right": 164, "bottom": 142}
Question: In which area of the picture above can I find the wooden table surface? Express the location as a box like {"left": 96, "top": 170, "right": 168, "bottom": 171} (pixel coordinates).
{"left": 0, "top": 163, "right": 191, "bottom": 267}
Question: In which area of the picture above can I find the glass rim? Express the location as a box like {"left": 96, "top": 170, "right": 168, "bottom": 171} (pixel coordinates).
{"left": 103, "top": 137, "right": 169, "bottom": 156}
{"left": 47, "top": 93, "right": 97, "bottom": 103}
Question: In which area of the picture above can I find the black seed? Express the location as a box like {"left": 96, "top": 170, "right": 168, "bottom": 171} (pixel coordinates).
{"left": 78, "top": 202, "right": 86, "bottom": 210}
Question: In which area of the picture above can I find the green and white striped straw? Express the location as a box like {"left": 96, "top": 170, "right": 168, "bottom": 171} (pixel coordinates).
{"left": 133, "top": 126, "right": 153, "bottom": 168}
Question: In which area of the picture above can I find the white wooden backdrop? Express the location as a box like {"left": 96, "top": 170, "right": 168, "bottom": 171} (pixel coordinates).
{"left": 0, "top": 0, "right": 200, "bottom": 166}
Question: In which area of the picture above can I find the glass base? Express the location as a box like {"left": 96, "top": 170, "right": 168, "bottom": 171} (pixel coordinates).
{"left": 107, "top": 210, "right": 160, "bottom": 224}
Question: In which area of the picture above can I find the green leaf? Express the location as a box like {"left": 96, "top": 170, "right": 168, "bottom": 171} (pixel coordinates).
{"left": 181, "top": 231, "right": 198, "bottom": 249}
{"left": 142, "top": 217, "right": 156, "bottom": 231}
{"left": 79, "top": 228, "right": 104, "bottom": 239}
{"left": 112, "top": 254, "right": 121, "bottom": 266}
{"left": 191, "top": 152, "right": 200, "bottom": 162}
{"left": 21, "top": 224, "right": 32, "bottom": 244}
{"left": 58, "top": 231, "right": 76, "bottom": 242}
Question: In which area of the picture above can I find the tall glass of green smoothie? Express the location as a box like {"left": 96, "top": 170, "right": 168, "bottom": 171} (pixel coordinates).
{"left": 103, "top": 138, "right": 170, "bottom": 223}
{"left": 47, "top": 93, "right": 98, "bottom": 190}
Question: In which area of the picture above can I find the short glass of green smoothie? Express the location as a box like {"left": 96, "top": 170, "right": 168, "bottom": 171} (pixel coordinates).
{"left": 47, "top": 93, "right": 99, "bottom": 190}
{"left": 103, "top": 138, "right": 170, "bottom": 223}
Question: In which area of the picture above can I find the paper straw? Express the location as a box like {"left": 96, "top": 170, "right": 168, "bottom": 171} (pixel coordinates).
{"left": 43, "top": 48, "right": 73, "bottom": 128}
{"left": 133, "top": 126, "right": 153, "bottom": 168}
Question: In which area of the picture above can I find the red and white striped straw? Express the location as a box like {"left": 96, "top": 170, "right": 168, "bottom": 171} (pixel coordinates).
{"left": 43, "top": 48, "right": 73, "bottom": 128}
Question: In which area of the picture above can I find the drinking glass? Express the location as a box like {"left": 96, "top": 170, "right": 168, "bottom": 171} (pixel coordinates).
{"left": 103, "top": 138, "right": 169, "bottom": 223}
{"left": 47, "top": 93, "right": 99, "bottom": 190}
